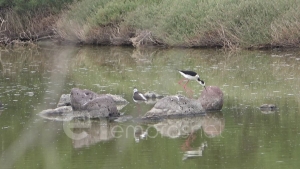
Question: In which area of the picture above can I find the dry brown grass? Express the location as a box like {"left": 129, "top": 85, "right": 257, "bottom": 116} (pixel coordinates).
{"left": 0, "top": 8, "right": 58, "bottom": 45}
{"left": 130, "top": 30, "right": 164, "bottom": 48}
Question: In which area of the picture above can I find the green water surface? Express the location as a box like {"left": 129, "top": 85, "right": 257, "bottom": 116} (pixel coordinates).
{"left": 0, "top": 46, "right": 300, "bottom": 169}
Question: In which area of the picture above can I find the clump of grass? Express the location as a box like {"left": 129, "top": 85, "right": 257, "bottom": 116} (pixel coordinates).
{"left": 56, "top": 0, "right": 146, "bottom": 45}
{"left": 0, "top": 0, "right": 74, "bottom": 45}
{"left": 1, "top": 8, "right": 59, "bottom": 43}
{"left": 271, "top": 3, "right": 300, "bottom": 47}
{"left": 198, "top": 0, "right": 295, "bottom": 48}
{"left": 124, "top": 0, "right": 300, "bottom": 48}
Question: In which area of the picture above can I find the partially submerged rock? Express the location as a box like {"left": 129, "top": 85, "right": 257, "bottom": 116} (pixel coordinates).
{"left": 57, "top": 94, "right": 71, "bottom": 107}
{"left": 40, "top": 86, "right": 224, "bottom": 121}
{"left": 70, "top": 88, "right": 104, "bottom": 110}
{"left": 81, "top": 95, "right": 119, "bottom": 117}
{"left": 143, "top": 95, "right": 205, "bottom": 119}
{"left": 198, "top": 86, "right": 223, "bottom": 111}
{"left": 260, "top": 104, "right": 276, "bottom": 110}
{"left": 114, "top": 115, "right": 134, "bottom": 123}
{"left": 39, "top": 88, "right": 129, "bottom": 120}
{"left": 107, "top": 94, "right": 129, "bottom": 105}
{"left": 260, "top": 104, "right": 277, "bottom": 114}
{"left": 144, "top": 91, "right": 164, "bottom": 99}
{"left": 142, "top": 86, "right": 224, "bottom": 119}
{"left": 39, "top": 106, "right": 73, "bottom": 121}
{"left": 57, "top": 93, "right": 128, "bottom": 111}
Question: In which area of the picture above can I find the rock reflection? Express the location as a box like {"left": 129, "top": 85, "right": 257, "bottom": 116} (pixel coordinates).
{"left": 66, "top": 112, "right": 224, "bottom": 149}
{"left": 151, "top": 112, "right": 224, "bottom": 160}
{"left": 69, "top": 118, "right": 116, "bottom": 149}
{"left": 202, "top": 112, "right": 225, "bottom": 138}
{"left": 153, "top": 112, "right": 224, "bottom": 139}
{"left": 153, "top": 117, "right": 203, "bottom": 138}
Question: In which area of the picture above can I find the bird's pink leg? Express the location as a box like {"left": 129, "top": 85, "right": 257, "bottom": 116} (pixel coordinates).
{"left": 178, "top": 79, "right": 193, "bottom": 97}
{"left": 185, "top": 86, "right": 194, "bottom": 98}
{"left": 182, "top": 80, "right": 189, "bottom": 89}
{"left": 178, "top": 78, "right": 187, "bottom": 87}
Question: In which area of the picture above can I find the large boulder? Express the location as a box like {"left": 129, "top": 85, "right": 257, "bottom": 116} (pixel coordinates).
{"left": 198, "top": 86, "right": 223, "bottom": 111}
{"left": 142, "top": 86, "right": 224, "bottom": 119}
{"left": 81, "top": 95, "right": 119, "bottom": 117}
{"left": 143, "top": 95, "right": 205, "bottom": 119}
{"left": 70, "top": 88, "right": 103, "bottom": 110}
{"left": 70, "top": 88, "right": 120, "bottom": 117}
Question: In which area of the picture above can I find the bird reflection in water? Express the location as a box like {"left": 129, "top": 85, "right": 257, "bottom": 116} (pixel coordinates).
{"left": 134, "top": 127, "right": 148, "bottom": 143}
{"left": 182, "top": 141, "right": 208, "bottom": 160}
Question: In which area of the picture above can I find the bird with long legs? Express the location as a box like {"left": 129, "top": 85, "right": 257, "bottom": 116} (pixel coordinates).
{"left": 177, "top": 70, "right": 207, "bottom": 97}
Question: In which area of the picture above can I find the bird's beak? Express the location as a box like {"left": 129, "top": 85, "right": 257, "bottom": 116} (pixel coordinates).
{"left": 204, "top": 86, "right": 207, "bottom": 92}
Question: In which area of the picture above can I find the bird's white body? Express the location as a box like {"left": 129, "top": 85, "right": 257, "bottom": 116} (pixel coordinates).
{"left": 178, "top": 70, "right": 206, "bottom": 88}
{"left": 133, "top": 88, "right": 147, "bottom": 102}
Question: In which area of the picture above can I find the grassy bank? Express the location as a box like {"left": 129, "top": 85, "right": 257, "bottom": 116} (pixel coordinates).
{"left": 2, "top": 0, "right": 300, "bottom": 49}
{"left": 56, "top": 0, "right": 300, "bottom": 49}
{"left": 0, "top": 0, "right": 73, "bottom": 45}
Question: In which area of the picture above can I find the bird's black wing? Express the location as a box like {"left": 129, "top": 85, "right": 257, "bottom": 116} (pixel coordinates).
{"left": 179, "top": 70, "right": 197, "bottom": 76}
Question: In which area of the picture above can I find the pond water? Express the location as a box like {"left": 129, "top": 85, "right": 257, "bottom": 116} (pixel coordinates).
{"left": 0, "top": 45, "right": 300, "bottom": 169}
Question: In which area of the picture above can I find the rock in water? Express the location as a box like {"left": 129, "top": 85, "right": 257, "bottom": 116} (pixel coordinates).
{"left": 82, "top": 95, "right": 119, "bottom": 117}
{"left": 70, "top": 88, "right": 101, "bottom": 110}
{"left": 259, "top": 104, "right": 277, "bottom": 114}
{"left": 70, "top": 88, "right": 119, "bottom": 117}
{"left": 39, "top": 106, "right": 73, "bottom": 121}
{"left": 198, "top": 86, "right": 223, "bottom": 111}
{"left": 57, "top": 94, "right": 72, "bottom": 107}
{"left": 57, "top": 93, "right": 128, "bottom": 111}
{"left": 143, "top": 95, "right": 205, "bottom": 119}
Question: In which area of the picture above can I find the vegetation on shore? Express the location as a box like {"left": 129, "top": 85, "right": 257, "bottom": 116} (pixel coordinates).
{"left": 1, "top": 0, "right": 300, "bottom": 49}
{"left": 0, "top": 0, "right": 73, "bottom": 45}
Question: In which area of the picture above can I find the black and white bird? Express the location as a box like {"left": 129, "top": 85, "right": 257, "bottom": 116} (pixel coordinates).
{"left": 133, "top": 87, "right": 147, "bottom": 102}
{"left": 178, "top": 70, "right": 207, "bottom": 91}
